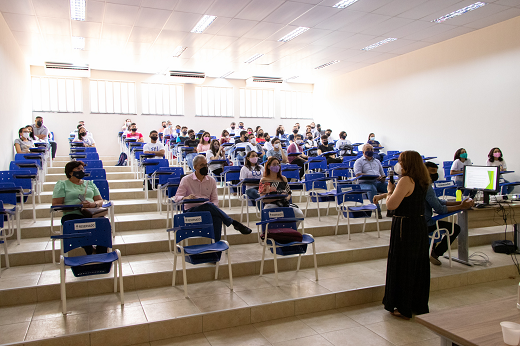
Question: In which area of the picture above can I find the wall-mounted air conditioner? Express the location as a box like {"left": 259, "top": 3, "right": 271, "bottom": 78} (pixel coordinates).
{"left": 246, "top": 76, "right": 284, "bottom": 88}
{"left": 44, "top": 62, "right": 90, "bottom": 77}
{"left": 169, "top": 71, "right": 206, "bottom": 84}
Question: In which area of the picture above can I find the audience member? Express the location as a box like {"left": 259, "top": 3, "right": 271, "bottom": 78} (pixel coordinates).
{"left": 335, "top": 131, "right": 353, "bottom": 156}
{"left": 288, "top": 127, "right": 299, "bottom": 143}
{"left": 197, "top": 132, "right": 212, "bottom": 153}
{"left": 246, "top": 133, "right": 265, "bottom": 157}
{"left": 122, "top": 119, "right": 132, "bottom": 132}
{"left": 74, "top": 126, "right": 96, "bottom": 147}
{"left": 185, "top": 129, "right": 200, "bottom": 171}
{"left": 310, "top": 122, "right": 319, "bottom": 138}
{"left": 240, "top": 151, "right": 264, "bottom": 208}
{"left": 318, "top": 135, "right": 342, "bottom": 164}
{"left": 143, "top": 130, "right": 165, "bottom": 157}
{"left": 275, "top": 126, "right": 285, "bottom": 138}
{"left": 52, "top": 161, "right": 107, "bottom": 256}
{"left": 324, "top": 129, "right": 334, "bottom": 141}
{"left": 236, "top": 130, "right": 248, "bottom": 143}
{"left": 263, "top": 133, "right": 273, "bottom": 152}
{"left": 246, "top": 127, "right": 254, "bottom": 135}
{"left": 423, "top": 162, "right": 474, "bottom": 265}
{"left": 159, "top": 121, "right": 167, "bottom": 133}
{"left": 353, "top": 143, "right": 387, "bottom": 218}
{"left": 287, "top": 134, "right": 308, "bottom": 178}
{"left": 367, "top": 133, "right": 385, "bottom": 162}
{"left": 316, "top": 124, "right": 325, "bottom": 136}
{"left": 25, "top": 125, "right": 37, "bottom": 141}
{"left": 256, "top": 128, "right": 265, "bottom": 143}
{"left": 304, "top": 132, "right": 318, "bottom": 156}
{"left": 487, "top": 147, "right": 514, "bottom": 194}
{"left": 450, "top": 148, "right": 472, "bottom": 188}
{"left": 174, "top": 155, "right": 252, "bottom": 240}
{"left": 176, "top": 126, "right": 189, "bottom": 143}
{"left": 259, "top": 157, "right": 304, "bottom": 226}
{"left": 220, "top": 130, "right": 231, "bottom": 144}
{"left": 33, "top": 115, "right": 57, "bottom": 159}
{"left": 125, "top": 123, "right": 144, "bottom": 142}
{"left": 226, "top": 122, "right": 237, "bottom": 137}
{"left": 206, "top": 139, "right": 227, "bottom": 176}
{"left": 266, "top": 137, "right": 288, "bottom": 163}
{"left": 14, "top": 127, "right": 34, "bottom": 153}
{"left": 238, "top": 122, "right": 245, "bottom": 131}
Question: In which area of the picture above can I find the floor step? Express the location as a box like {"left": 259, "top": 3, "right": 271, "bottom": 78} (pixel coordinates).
{"left": 44, "top": 172, "right": 137, "bottom": 183}
{"left": 47, "top": 166, "right": 133, "bottom": 174}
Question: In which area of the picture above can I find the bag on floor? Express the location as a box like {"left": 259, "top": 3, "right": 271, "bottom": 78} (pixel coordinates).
{"left": 116, "top": 152, "right": 127, "bottom": 166}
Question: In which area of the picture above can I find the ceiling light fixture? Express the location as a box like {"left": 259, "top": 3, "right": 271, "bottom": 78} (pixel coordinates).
{"left": 70, "top": 0, "right": 86, "bottom": 21}
{"left": 332, "top": 0, "right": 359, "bottom": 9}
{"left": 285, "top": 76, "right": 299, "bottom": 81}
{"left": 361, "top": 38, "right": 397, "bottom": 51}
{"left": 191, "top": 15, "right": 217, "bottom": 34}
{"left": 220, "top": 71, "right": 234, "bottom": 78}
{"left": 315, "top": 60, "right": 340, "bottom": 69}
{"left": 244, "top": 53, "right": 264, "bottom": 64}
{"left": 432, "top": 2, "right": 486, "bottom": 23}
{"left": 278, "top": 27, "right": 309, "bottom": 43}
{"left": 72, "top": 36, "right": 85, "bottom": 50}
{"left": 172, "top": 46, "right": 187, "bottom": 57}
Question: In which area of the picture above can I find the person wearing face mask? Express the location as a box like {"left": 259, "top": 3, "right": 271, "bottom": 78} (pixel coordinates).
{"left": 335, "top": 131, "right": 353, "bottom": 156}
{"left": 353, "top": 143, "right": 387, "bottom": 218}
{"left": 318, "top": 135, "right": 342, "bottom": 164}
{"left": 487, "top": 147, "right": 514, "bottom": 194}
{"left": 266, "top": 138, "right": 288, "bottom": 164}
{"left": 197, "top": 132, "right": 212, "bottom": 153}
{"left": 240, "top": 151, "right": 265, "bottom": 207}
{"left": 256, "top": 129, "right": 266, "bottom": 143}
{"left": 126, "top": 123, "right": 144, "bottom": 142}
{"left": 52, "top": 161, "right": 107, "bottom": 256}
{"left": 238, "top": 122, "right": 245, "bottom": 130}
{"left": 176, "top": 126, "right": 189, "bottom": 143}
{"left": 159, "top": 121, "right": 167, "bottom": 133}
{"left": 304, "top": 133, "right": 318, "bottom": 157}
{"left": 367, "top": 133, "right": 385, "bottom": 162}
{"left": 275, "top": 126, "right": 286, "bottom": 139}
{"left": 122, "top": 119, "right": 132, "bottom": 132}
{"left": 263, "top": 133, "right": 273, "bottom": 152}
{"left": 226, "top": 122, "right": 237, "bottom": 137}
{"left": 220, "top": 130, "right": 231, "bottom": 144}
{"left": 14, "top": 127, "right": 34, "bottom": 153}
{"left": 287, "top": 134, "right": 308, "bottom": 179}
{"left": 288, "top": 127, "right": 300, "bottom": 143}
{"left": 73, "top": 126, "right": 96, "bottom": 147}
{"left": 245, "top": 134, "right": 265, "bottom": 158}
{"left": 310, "top": 122, "right": 319, "bottom": 138}
{"left": 175, "top": 155, "right": 252, "bottom": 240}
{"left": 316, "top": 124, "right": 325, "bottom": 137}
{"left": 143, "top": 130, "right": 165, "bottom": 157}
{"left": 206, "top": 139, "right": 227, "bottom": 176}
{"left": 259, "top": 157, "right": 304, "bottom": 226}
{"left": 33, "top": 116, "right": 49, "bottom": 142}
{"left": 422, "top": 162, "right": 474, "bottom": 265}
{"left": 450, "top": 147, "right": 472, "bottom": 187}
{"left": 184, "top": 129, "right": 201, "bottom": 171}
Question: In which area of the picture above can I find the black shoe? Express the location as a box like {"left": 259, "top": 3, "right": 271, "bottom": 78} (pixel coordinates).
{"left": 232, "top": 221, "right": 252, "bottom": 234}
{"left": 377, "top": 210, "right": 382, "bottom": 219}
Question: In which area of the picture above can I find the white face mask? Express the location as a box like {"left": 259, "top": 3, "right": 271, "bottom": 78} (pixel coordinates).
{"left": 370, "top": 136, "right": 375, "bottom": 141}
{"left": 394, "top": 162, "right": 402, "bottom": 175}
{"left": 296, "top": 140, "right": 302, "bottom": 144}
{"left": 22, "top": 132, "right": 30, "bottom": 139}
{"left": 126, "top": 122, "right": 131, "bottom": 126}
{"left": 250, "top": 139, "right": 256, "bottom": 145}
{"left": 274, "top": 143, "right": 280, "bottom": 149}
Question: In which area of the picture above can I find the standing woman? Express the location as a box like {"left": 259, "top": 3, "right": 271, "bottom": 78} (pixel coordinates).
{"left": 375, "top": 151, "right": 430, "bottom": 319}
{"left": 487, "top": 147, "right": 514, "bottom": 194}
{"left": 197, "top": 131, "right": 211, "bottom": 153}
{"left": 14, "top": 127, "right": 34, "bottom": 153}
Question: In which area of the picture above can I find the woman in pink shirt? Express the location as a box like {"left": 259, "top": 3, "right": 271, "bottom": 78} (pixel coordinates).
{"left": 197, "top": 132, "right": 211, "bottom": 153}
{"left": 287, "top": 134, "right": 308, "bottom": 179}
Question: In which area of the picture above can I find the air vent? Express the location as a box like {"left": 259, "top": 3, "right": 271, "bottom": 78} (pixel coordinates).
{"left": 169, "top": 71, "right": 206, "bottom": 84}
{"left": 44, "top": 62, "right": 90, "bottom": 77}
{"left": 246, "top": 76, "right": 284, "bottom": 88}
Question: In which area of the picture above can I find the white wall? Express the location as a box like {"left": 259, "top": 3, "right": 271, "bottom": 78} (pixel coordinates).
{"left": 0, "top": 13, "right": 31, "bottom": 170}
{"left": 314, "top": 16, "right": 520, "bottom": 182}
{"left": 30, "top": 66, "right": 315, "bottom": 157}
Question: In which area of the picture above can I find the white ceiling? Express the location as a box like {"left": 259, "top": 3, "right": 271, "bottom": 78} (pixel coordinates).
{"left": 2, "top": 0, "right": 520, "bottom": 83}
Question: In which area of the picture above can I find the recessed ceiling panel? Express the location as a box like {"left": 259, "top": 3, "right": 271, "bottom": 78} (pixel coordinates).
{"left": 263, "top": 1, "right": 315, "bottom": 24}
{"left": 291, "top": 5, "right": 339, "bottom": 27}
{"left": 202, "top": 35, "right": 239, "bottom": 50}
{"left": 128, "top": 26, "right": 162, "bottom": 43}
{"left": 101, "top": 24, "right": 133, "bottom": 41}
{"left": 154, "top": 30, "right": 189, "bottom": 45}
{"left": 464, "top": 7, "right": 520, "bottom": 29}
{"left": 214, "top": 18, "right": 259, "bottom": 37}
{"left": 107, "top": 0, "right": 141, "bottom": 5}
{"left": 2, "top": 13, "right": 40, "bottom": 33}
{"left": 361, "top": 17, "right": 415, "bottom": 36}
{"left": 422, "top": 26, "right": 475, "bottom": 44}
{"left": 202, "top": 16, "right": 232, "bottom": 35}
{"left": 10, "top": 30, "right": 43, "bottom": 47}
{"left": 0, "top": 0, "right": 35, "bottom": 15}
{"left": 86, "top": 1, "right": 105, "bottom": 22}
{"left": 397, "top": 0, "right": 463, "bottom": 20}
{"left": 141, "top": 0, "right": 179, "bottom": 10}
{"left": 242, "top": 21, "right": 285, "bottom": 40}
{"left": 32, "top": 0, "right": 69, "bottom": 19}
{"left": 205, "top": 0, "right": 252, "bottom": 17}
{"left": 384, "top": 20, "right": 435, "bottom": 39}
{"left": 104, "top": 3, "right": 140, "bottom": 26}
{"left": 235, "top": 0, "right": 285, "bottom": 21}
{"left": 314, "top": 9, "right": 367, "bottom": 31}
{"left": 39, "top": 17, "right": 71, "bottom": 36}
{"left": 403, "top": 22, "right": 456, "bottom": 41}
{"left": 134, "top": 8, "right": 172, "bottom": 28}
{"left": 163, "top": 11, "right": 201, "bottom": 32}
{"left": 373, "top": 0, "right": 428, "bottom": 17}
{"left": 175, "top": 0, "right": 214, "bottom": 14}
{"left": 181, "top": 32, "right": 215, "bottom": 48}
{"left": 332, "top": 33, "right": 378, "bottom": 49}
{"left": 72, "top": 21, "right": 102, "bottom": 39}
{"left": 338, "top": 13, "right": 391, "bottom": 33}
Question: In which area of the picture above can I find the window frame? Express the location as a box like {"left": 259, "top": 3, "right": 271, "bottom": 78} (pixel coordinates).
{"left": 239, "top": 88, "right": 275, "bottom": 119}
{"left": 31, "top": 76, "right": 83, "bottom": 113}
{"left": 90, "top": 79, "right": 136, "bottom": 115}
{"left": 195, "top": 85, "right": 234, "bottom": 117}
{"left": 141, "top": 82, "right": 184, "bottom": 116}
{"left": 280, "top": 90, "right": 314, "bottom": 119}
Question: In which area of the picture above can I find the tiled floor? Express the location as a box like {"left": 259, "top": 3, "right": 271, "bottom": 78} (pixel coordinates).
{"left": 119, "top": 278, "right": 516, "bottom": 346}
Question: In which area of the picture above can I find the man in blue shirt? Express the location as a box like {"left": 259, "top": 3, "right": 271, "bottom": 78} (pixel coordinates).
{"left": 424, "top": 162, "right": 474, "bottom": 265}
{"left": 354, "top": 144, "right": 387, "bottom": 218}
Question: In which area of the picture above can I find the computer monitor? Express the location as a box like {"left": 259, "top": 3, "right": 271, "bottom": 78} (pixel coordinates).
{"left": 463, "top": 165, "right": 500, "bottom": 204}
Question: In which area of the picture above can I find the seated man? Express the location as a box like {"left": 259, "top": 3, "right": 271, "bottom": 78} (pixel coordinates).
{"left": 175, "top": 155, "right": 252, "bottom": 241}
{"left": 353, "top": 144, "right": 387, "bottom": 218}
{"left": 318, "top": 135, "right": 342, "bottom": 164}
{"left": 335, "top": 131, "right": 354, "bottom": 156}
{"left": 245, "top": 133, "right": 265, "bottom": 157}
{"left": 126, "top": 123, "right": 144, "bottom": 142}
{"left": 143, "top": 130, "right": 165, "bottom": 157}
{"left": 424, "top": 162, "right": 474, "bottom": 265}
{"left": 184, "top": 129, "right": 200, "bottom": 171}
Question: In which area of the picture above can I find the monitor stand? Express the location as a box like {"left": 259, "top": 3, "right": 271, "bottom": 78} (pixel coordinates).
{"left": 482, "top": 191, "right": 492, "bottom": 205}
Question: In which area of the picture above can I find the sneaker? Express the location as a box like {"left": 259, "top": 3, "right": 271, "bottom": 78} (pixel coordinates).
{"left": 233, "top": 222, "right": 252, "bottom": 235}
{"left": 429, "top": 255, "right": 442, "bottom": 266}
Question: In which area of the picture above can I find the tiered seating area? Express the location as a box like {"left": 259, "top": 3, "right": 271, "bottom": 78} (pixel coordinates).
{"left": 0, "top": 154, "right": 518, "bottom": 345}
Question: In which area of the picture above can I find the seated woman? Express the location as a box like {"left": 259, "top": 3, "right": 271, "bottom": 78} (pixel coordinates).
{"left": 367, "top": 132, "right": 385, "bottom": 162}
{"left": 25, "top": 125, "right": 38, "bottom": 142}
{"left": 256, "top": 129, "right": 266, "bottom": 143}
{"left": 287, "top": 134, "right": 308, "bottom": 179}
{"left": 240, "top": 151, "right": 264, "bottom": 208}
{"left": 487, "top": 147, "right": 514, "bottom": 194}
{"left": 197, "top": 131, "right": 211, "bottom": 153}
{"left": 450, "top": 148, "right": 474, "bottom": 197}
{"left": 14, "top": 127, "right": 34, "bottom": 153}
{"left": 52, "top": 161, "right": 107, "bottom": 255}
{"left": 74, "top": 127, "right": 96, "bottom": 147}
{"left": 206, "top": 139, "right": 227, "bottom": 176}
{"left": 266, "top": 137, "right": 288, "bottom": 163}
{"left": 220, "top": 130, "right": 231, "bottom": 144}
{"left": 259, "top": 157, "right": 304, "bottom": 226}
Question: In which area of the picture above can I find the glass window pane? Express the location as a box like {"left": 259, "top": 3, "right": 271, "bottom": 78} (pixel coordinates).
{"left": 106, "top": 81, "right": 114, "bottom": 113}
{"left": 202, "top": 87, "right": 208, "bottom": 116}
{"left": 66, "top": 79, "right": 74, "bottom": 112}
{"left": 177, "top": 85, "right": 183, "bottom": 115}
{"left": 162, "top": 85, "right": 169, "bottom": 115}
{"left": 41, "top": 78, "right": 50, "bottom": 111}
{"left": 128, "top": 82, "right": 135, "bottom": 114}
{"left": 142, "top": 83, "right": 149, "bottom": 114}
{"left": 156, "top": 84, "right": 163, "bottom": 115}
{"left": 32, "top": 77, "right": 42, "bottom": 111}
{"left": 57, "top": 79, "right": 66, "bottom": 111}
{"left": 49, "top": 78, "right": 58, "bottom": 111}
{"left": 113, "top": 82, "right": 121, "bottom": 113}
{"left": 121, "top": 83, "right": 129, "bottom": 114}
{"left": 98, "top": 81, "right": 106, "bottom": 113}
{"left": 90, "top": 81, "right": 98, "bottom": 113}
{"left": 74, "top": 79, "right": 82, "bottom": 112}
{"left": 195, "top": 86, "right": 201, "bottom": 115}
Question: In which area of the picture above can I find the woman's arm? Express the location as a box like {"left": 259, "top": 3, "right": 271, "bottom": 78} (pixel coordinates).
{"left": 281, "top": 149, "right": 288, "bottom": 163}
{"left": 51, "top": 197, "right": 65, "bottom": 205}
{"left": 14, "top": 142, "right": 27, "bottom": 154}
{"left": 385, "top": 177, "right": 414, "bottom": 210}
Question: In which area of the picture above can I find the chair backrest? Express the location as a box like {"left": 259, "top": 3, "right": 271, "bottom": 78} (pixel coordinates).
{"left": 84, "top": 169, "right": 106, "bottom": 181}
{"left": 308, "top": 156, "right": 327, "bottom": 171}
{"left": 0, "top": 171, "right": 14, "bottom": 184}
{"left": 223, "top": 166, "right": 241, "bottom": 182}
{"left": 144, "top": 159, "right": 169, "bottom": 175}
{"left": 9, "top": 161, "right": 39, "bottom": 175}
{"left": 91, "top": 180, "right": 110, "bottom": 200}
{"left": 0, "top": 182, "right": 18, "bottom": 205}
{"left": 281, "top": 165, "right": 300, "bottom": 181}
{"left": 260, "top": 207, "right": 298, "bottom": 232}
{"left": 62, "top": 218, "right": 112, "bottom": 253}
{"left": 304, "top": 173, "right": 328, "bottom": 191}
{"left": 336, "top": 184, "right": 363, "bottom": 204}
{"left": 82, "top": 160, "right": 104, "bottom": 169}
{"left": 14, "top": 154, "right": 42, "bottom": 166}
{"left": 173, "top": 211, "right": 215, "bottom": 243}
{"left": 157, "top": 167, "right": 184, "bottom": 185}
{"left": 330, "top": 165, "right": 351, "bottom": 179}
{"left": 167, "top": 177, "right": 181, "bottom": 198}
{"left": 10, "top": 169, "right": 33, "bottom": 190}
{"left": 70, "top": 147, "right": 97, "bottom": 153}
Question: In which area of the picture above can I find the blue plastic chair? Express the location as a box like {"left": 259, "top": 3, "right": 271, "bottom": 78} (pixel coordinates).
{"left": 433, "top": 180, "right": 457, "bottom": 200}
{"left": 166, "top": 177, "right": 182, "bottom": 228}
{"left": 222, "top": 166, "right": 242, "bottom": 209}
{"left": 70, "top": 147, "right": 97, "bottom": 153}
{"left": 305, "top": 156, "right": 327, "bottom": 173}
{"left": 84, "top": 169, "right": 107, "bottom": 181}
{"left": 91, "top": 180, "right": 115, "bottom": 236}
{"left": 334, "top": 184, "right": 379, "bottom": 239}
{"left": 0, "top": 181, "right": 23, "bottom": 243}
{"left": 256, "top": 207, "right": 318, "bottom": 286}
{"left": 303, "top": 173, "right": 337, "bottom": 220}
{"left": 81, "top": 160, "right": 104, "bottom": 169}
{"left": 5, "top": 166, "right": 38, "bottom": 219}
{"left": 70, "top": 152, "right": 99, "bottom": 161}
{"left": 237, "top": 178, "right": 261, "bottom": 227}
{"left": 154, "top": 167, "right": 184, "bottom": 213}
{"left": 142, "top": 159, "right": 169, "bottom": 199}
{"left": 167, "top": 211, "right": 233, "bottom": 297}
{"left": 281, "top": 164, "right": 304, "bottom": 202}
{"left": 443, "top": 161, "right": 454, "bottom": 179}
{"left": 0, "top": 200, "right": 15, "bottom": 275}
{"left": 53, "top": 218, "right": 123, "bottom": 314}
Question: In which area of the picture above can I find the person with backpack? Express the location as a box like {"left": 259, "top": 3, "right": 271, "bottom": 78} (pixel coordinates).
{"left": 335, "top": 131, "right": 354, "bottom": 156}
